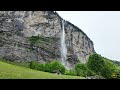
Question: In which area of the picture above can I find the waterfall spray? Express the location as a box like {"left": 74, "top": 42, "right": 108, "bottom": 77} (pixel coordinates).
{"left": 60, "top": 20, "right": 69, "bottom": 69}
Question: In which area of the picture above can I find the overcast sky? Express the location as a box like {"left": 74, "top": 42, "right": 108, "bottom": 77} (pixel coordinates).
{"left": 57, "top": 11, "right": 120, "bottom": 61}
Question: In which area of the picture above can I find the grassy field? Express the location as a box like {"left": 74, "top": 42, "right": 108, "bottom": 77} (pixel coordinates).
{"left": 0, "top": 61, "right": 85, "bottom": 79}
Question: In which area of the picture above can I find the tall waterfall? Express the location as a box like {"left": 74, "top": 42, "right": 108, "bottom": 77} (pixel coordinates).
{"left": 60, "top": 20, "right": 69, "bottom": 69}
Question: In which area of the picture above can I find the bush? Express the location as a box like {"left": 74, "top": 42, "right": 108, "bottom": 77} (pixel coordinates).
{"left": 30, "top": 60, "right": 65, "bottom": 74}
{"left": 101, "top": 59, "right": 116, "bottom": 79}
{"left": 30, "top": 61, "right": 44, "bottom": 71}
{"left": 65, "top": 70, "right": 70, "bottom": 75}
{"left": 36, "top": 63, "right": 45, "bottom": 71}
{"left": 29, "top": 36, "right": 40, "bottom": 44}
{"left": 115, "top": 68, "right": 120, "bottom": 79}
{"left": 65, "top": 69, "right": 77, "bottom": 76}
{"left": 87, "top": 53, "right": 117, "bottom": 78}
{"left": 44, "top": 62, "right": 51, "bottom": 72}
{"left": 30, "top": 61, "right": 37, "bottom": 69}
{"left": 49, "top": 60, "right": 65, "bottom": 74}
{"left": 86, "top": 67, "right": 96, "bottom": 76}
{"left": 75, "top": 63, "right": 88, "bottom": 77}
{"left": 69, "top": 69, "right": 76, "bottom": 76}
{"left": 87, "top": 53, "right": 105, "bottom": 75}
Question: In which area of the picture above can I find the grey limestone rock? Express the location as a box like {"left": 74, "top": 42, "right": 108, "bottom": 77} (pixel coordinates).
{"left": 0, "top": 11, "right": 95, "bottom": 69}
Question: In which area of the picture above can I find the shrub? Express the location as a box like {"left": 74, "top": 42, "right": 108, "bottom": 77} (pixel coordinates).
{"left": 69, "top": 69, "right": 76, "bottom": 76}
{"left": 36, "top": 63, "right": 45, "bottom": 71}
{"left": 87, "top": 53, "right": 117, "bottom": 78}
{"left": 86, "top": 67, "right": 96, "bottom": 76}
{"left": 65, "top": 70, "right": 70, "bottom": 75}
{"left": 115, "top": 68, "right": 120, "bottom": 79}
{"left": 44, "top": 62, "right": 51, "bottom": 72}
{"left": 30, "top": 60, "right": 65, "bottom": 74}
{"left": 75, "top": 63, "right": 88, "bottom": 77}
{"left": 29, "top": 36, "right": 40, "bottom": 44}
{"left": 101, "top": 59, "right": 116, "bottom": 79}
{"left": 30, "top": 61, "right": 37, "bottom": 69}
{"left": 30, "top": 61, "right": 44, "bottom": 71}
{"left": 65, "top": 69, "right": 77, "bottom": 76}
{"left": 48, "top": 60, "right": 65, "bottom": 74}
{"left": 87, "top": 53, "right": 105, "bottom": 75}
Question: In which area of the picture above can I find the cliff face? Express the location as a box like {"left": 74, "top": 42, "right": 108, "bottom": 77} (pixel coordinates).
{"left": 0, "top": 11, "right": 95, "bottom": 69}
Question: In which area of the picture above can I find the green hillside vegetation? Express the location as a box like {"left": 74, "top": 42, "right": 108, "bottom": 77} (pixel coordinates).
{"left": 0, "top": 53, "right": 120, "bottom": 79}
{"left": 87, "top": 54, "right": 120, "bottom": 79}
{"left": 30, "top": 60, "right": 65, "bottom": 74}
{"left": 110, "top": 60, "right": 120, "bottom": 66}
{"left": 0, "top": 60, "right": 85, "bottom": 79}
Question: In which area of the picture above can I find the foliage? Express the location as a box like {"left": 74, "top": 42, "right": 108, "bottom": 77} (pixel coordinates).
{"left": 0, "top": 61, "right": 85, "bottom": 79}
{"left": 115, "top": 68, "right": 120, "bottom": 79}
{"left": 49, "top": 60, "right": 65, "bottom": 74}
{"left": 85, "top": 67, "right": 96, "bottom": 76}
{"left": 65, "top": 70, "right": 71, "bottom": 75}
{"left": 87, "top": 53, "right": 117, "bottom": 78}
{"left": 29, "top": 36, "right": 40, "bottom": 44}
{"left": 44, "top": 62, "right": 51, "bottom": 72}
{"left": 29, "top": 35, "right": 56, "bottom": 44}
{"left": 30, "top": 61, "right": 37, "bottom": 69}
{"left": 30, "top": 61, "right": 45, "bottom": 71}
{"left": 110, "top": 60, "right": 120, "bottom": 66}
{"left": 65, "top": 69, "right": 76, "bottom": 76}
{"left": 30, "top": 60, "right": 65, "bottom": 74}
{"left": 69, "top": 69, "right": 76, "bottom": 76}
{"left": 101, "top": 59, "right": 117, "bottom": 79}
{"left": 36, "top": 63, "right": 45, "bottom": 71}
{"left": 75, "top": 63, "right": 88, "bottom": 77}
{"left": 87, "top": 53, "right": 105, "bottom": 75}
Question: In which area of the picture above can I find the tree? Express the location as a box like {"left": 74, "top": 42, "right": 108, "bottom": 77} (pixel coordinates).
{"left": 87, "top": 53, "right": 117, "bottom": 78}
{"left": 87, "top": 53, "right": 105, "bottom": 76}
{"left": 30, "top": 61, "right": 36, "bottom": 69}
{"left": 49, "top": 60, "right": 65, "bottom": 74}
{"left": 101, "top": 58, "right": 116, "bottom": 79}
{"left": 44, "top": 62, "right": 51, "bottom": 72}
{"left": 75, "top": 63, "right": 88, "bottom": 77}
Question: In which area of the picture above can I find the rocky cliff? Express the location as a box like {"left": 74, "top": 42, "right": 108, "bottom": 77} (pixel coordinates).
{"left": 0, "top": 11, "right": 95, "bottom": 69}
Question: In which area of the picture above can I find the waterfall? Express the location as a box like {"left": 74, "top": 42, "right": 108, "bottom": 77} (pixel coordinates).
{"left": 60, "top": 20, "right": 69, "bottom": 70}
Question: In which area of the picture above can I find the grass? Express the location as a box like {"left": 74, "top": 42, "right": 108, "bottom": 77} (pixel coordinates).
{"left": 0, "top": 61, "right": 85, "bottom": 79}
{"left": 29, "top": 36, "right": 57, "bottom": 44}
{"left": 0, "top": 59, "right": 30, "bottom": 68}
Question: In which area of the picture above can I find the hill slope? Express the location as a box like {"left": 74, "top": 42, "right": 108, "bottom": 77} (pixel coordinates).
{"left": 0, "top": 61, "right": 85, "bottom": 79}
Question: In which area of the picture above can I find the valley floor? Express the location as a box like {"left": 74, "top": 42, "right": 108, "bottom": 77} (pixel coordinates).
{"left": 0, "top": 61, "right": 85, "bottom": 79}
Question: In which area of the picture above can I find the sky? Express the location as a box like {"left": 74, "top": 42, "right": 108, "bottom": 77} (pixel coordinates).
{"left": 57, "top": 11, "right": 120, "bottom": 61}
